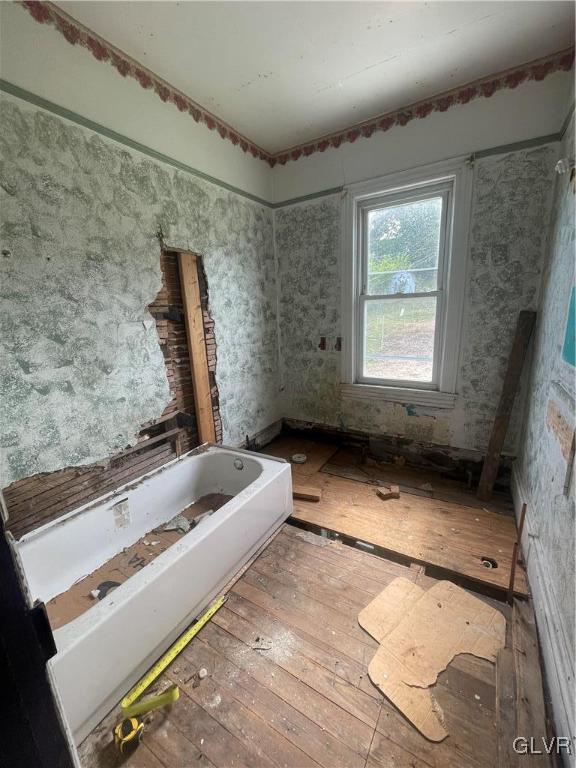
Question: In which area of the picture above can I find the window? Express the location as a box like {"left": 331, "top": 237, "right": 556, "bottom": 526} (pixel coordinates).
{"left": 342, "top": 159, "right": 472, "bottom": 408}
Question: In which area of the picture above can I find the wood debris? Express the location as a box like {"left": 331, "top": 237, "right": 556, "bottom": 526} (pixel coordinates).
{"left": 376, "top": 484, "right": 400, "bottom": 501}
{"left": 292, "top": 484, "right": 322, "bottom": 502}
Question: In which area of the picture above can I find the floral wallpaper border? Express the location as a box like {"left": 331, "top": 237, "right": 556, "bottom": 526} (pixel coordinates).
{"left": 21, "top": 0, "right": 574, "bottom": 168}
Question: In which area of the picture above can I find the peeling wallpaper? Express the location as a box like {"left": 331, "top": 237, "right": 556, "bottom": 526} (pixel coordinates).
{"left": 275, "top": 144, "right": 557, "bottom": 455}
{"left": 0, "top": 96, "right": 280, "bottom": 487}
{"left": 515, "top": 118, "right": 575, "bottom": 741}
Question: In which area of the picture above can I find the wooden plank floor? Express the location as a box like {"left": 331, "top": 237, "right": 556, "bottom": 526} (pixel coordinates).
{"left": 78, "top": 524, "right": 549, "bottom": 768}
{"left": 264, "top": 437, "right": 528, "bottom": 597}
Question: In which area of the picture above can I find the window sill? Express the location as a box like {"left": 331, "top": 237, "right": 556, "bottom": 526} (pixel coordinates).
{"left": 341, "top": 383, "right": 456, "bottom": 409}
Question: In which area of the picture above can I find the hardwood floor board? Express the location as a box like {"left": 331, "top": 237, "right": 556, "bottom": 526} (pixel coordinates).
{"left": 367, "top": 731, "right": 435, "bottom": 768}
{"left": 192, "top": 624, "right": 367, "bottom": 768}
{"left": 166, "top": 690, "right": 275, "bottom": 768}
{"left": 279, "top": 527, "right": 415, "bottom": 587}
{"left": 433, "top": 683, "right": 497, "bottom": 762}
{"left": 375, "top": 702, "right": 487, "bottom": 768}
{"left": 169, "top": 672, "right": 314, "bottom": 768}
{"left": 434, "top": 656, "right": 496, "bottom": 710}
{"left": 511, "top": 599, "right": 551, "bottom": 766}
{"left": 250, "top": 551, "right": 375, "bottom": 613}
{"left": 233, "top": 577, "right": 376, "bottom": 667}
{"left": 263, "top": 537, "right": 396, "bottom": 601}
{"left": 79, "top": 524, "right": 545, "bottom": 768}
{"left": 223, "top": 591, "right": 380, "bottom": 700}
{"left": 145, "top": 716, "right": 216, "bottom": 768}
{"left": 212, "top": 604, "right": 381, "bottom": 727}
{"left": 199, "top": 621, "right": 374, "bottom": 759}
{"left": 241, "top": 564, "right": 375, "bottom": 643}
{"left": 174, "top": 636, "right": 354, "bottom": 768}
{"left": 496, "top": 648, "right": 518, "bottom": 768}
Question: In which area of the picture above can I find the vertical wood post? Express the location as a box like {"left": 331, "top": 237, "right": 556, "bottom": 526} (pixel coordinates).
{"left": 178, "top": 252, "right": 216, "bottom": 444}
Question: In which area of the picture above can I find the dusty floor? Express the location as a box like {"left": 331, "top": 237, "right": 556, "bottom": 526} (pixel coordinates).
{"left": 79, "top": 524, "right": 549, "bottom": 768}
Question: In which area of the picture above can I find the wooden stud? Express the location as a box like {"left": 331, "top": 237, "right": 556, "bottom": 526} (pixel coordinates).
{"left": 477, "top": 311, "right": 536, "bottom": 501}
{"left": 178, "top": 252, "right": 216, "bottom": 443}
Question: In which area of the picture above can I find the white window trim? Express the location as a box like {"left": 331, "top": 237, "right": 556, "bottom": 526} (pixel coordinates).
{"left": 341, "top": 156, "right": 473, "bottom": 409}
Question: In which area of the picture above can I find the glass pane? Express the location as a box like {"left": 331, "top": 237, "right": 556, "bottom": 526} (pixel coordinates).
{"left": 364, "top": 297, "right": 437, "bottom": 382}
{"left": 367, "top": 197, "right": 443, "bottom": 295}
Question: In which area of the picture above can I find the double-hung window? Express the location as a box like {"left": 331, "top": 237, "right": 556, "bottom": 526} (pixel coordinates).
{"left": 342, "top": 159, "right": 471, "bottom": 407}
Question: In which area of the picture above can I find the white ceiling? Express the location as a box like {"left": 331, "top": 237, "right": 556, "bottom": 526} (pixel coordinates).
{"left": 57, "top": 1, "right": 574, "bottom": 154}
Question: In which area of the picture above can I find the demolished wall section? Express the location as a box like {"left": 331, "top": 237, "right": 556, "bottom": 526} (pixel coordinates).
{"left": 0, "top": 95, "right": 281, "bottom": 487}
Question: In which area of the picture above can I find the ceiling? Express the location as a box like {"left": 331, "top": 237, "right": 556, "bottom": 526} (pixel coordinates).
{"left": 57, "top": 1, "right": 574, "bottom": 154}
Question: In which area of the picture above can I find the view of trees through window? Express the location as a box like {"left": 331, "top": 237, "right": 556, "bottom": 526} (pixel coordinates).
{"left": 363, "top": 196, "right": 442, "bottom": 382}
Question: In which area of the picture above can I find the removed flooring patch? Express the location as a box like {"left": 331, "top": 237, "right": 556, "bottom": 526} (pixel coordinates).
{"left": 359, "top": 578, "right": 506, "bottom": 742}
{"left": 263, "top": 438, "right": 526, "bottom": 595}
{"left": 292, "top": 471, "right": 528, "bottom": 595}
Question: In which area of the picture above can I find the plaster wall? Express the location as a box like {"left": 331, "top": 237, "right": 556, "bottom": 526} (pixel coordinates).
{"left": 0, "top": 2, "right": 273, "bottom": 202}
{"left": 0, "top": 95, "right": 281, "bottom": 488}
{"left": 274, "top": 143, "right": 557, "bottom": 456}
{"left": 513, "top": 116, "right": 575, "bottom": 748}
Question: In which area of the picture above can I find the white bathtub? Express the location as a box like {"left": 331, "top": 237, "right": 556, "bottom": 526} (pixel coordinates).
{"left": 16, "top": 444, "right": 292, "bottom": 744}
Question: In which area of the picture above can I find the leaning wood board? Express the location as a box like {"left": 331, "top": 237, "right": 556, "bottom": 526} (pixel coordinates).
{"left": 290, "top": 471, "right": 528, "bottom": 596}
{"left": 477, "top": 310, "right": 536, "bottom": 501}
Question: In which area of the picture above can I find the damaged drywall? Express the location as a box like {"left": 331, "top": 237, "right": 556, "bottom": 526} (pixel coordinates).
{"left": 0, "top": 96, "right": 281, "bottom": 487}
{"left": 274, "top": 144, "right": 556, "bottom": 456}
{"left": 515, "top": 116, "right": 575, "bottom": 741}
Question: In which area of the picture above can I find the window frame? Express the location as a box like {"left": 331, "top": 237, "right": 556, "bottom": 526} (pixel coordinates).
{"left": 341, "top": 157, "right": 473, "bottom": 409}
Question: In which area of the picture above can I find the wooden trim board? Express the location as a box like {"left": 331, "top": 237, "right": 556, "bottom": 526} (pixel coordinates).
{"left": 178, "top": 252, "right": 216, "bottom": 443}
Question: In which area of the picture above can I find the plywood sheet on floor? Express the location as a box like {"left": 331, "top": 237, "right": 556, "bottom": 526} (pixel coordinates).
{"left": 79, "top": 525, "right": 549, "bottom": 768}
{"left": 264, "top": 438, "right": 527, "bottom": 596}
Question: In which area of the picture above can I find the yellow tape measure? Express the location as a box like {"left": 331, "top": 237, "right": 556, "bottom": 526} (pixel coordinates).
{"left": 121, "top": 595, "right": 227, "bottom": 718}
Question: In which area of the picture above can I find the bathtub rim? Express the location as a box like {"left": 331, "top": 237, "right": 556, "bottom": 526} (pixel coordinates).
{"left": 15, "top": 442, "right": 288, "bottom": 546}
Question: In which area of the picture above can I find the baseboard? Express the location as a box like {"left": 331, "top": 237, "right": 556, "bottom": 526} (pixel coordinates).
{"left": 511, "top": 466, "right": 575, "bottom": 758}
{"left": 282, "top": 417, "right": 515, "bottom": 487}
{"left": 243, "top": 419, "right": 283, "bottom": 451}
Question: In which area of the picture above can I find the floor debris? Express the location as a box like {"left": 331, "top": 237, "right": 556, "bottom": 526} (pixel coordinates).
{"left": 376, "top": 484, "right": 400, "bottom": 501}
{"left": 292, "top": 484, "right": 322, "bottom": 502}
{"left": 162, "top": 514, "right": 191, "bottom": 533}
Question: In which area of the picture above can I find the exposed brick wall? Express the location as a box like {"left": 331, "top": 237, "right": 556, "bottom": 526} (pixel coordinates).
{"left": 197, "top": 258, "right": 223, "bottom": 444}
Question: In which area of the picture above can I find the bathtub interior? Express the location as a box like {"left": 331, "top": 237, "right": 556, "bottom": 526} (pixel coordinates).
{"left": 16, "top": 447, "right": 265, "bottom": 609}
